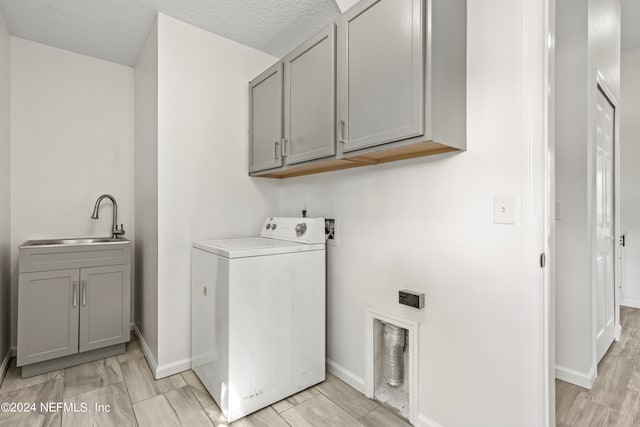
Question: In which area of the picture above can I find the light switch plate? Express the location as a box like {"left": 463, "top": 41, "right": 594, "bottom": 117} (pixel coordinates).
{"left": 494, "top": 195, "right": 516, "bottom": 224}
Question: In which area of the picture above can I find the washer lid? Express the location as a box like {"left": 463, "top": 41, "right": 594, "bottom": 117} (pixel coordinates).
{"left": 193, "top": 237, "right": 325, "bottom": 258}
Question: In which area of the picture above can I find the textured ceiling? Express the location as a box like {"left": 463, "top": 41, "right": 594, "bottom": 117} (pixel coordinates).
{"left": 622, "top": 0, "right": 640, "bottom": 52}
{"left": 0, "top": 0, "right": 343, "bottom": 66}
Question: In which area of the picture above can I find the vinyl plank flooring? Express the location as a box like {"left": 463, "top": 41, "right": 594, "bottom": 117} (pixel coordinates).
{"left": 360, "top": 407, "right": 411, "bottom": 427}
{"left": 62, "top": 356, "right": 124, "bottom": 398}
{"left": 61, "top": 382, "right": 136, "bottom": 427}
{"left": 271, "top": 398, "right": 294, "bottom": 413}
{"left": 0, "top": 378, "right": 64, "bottom": 427}
{"left": 203, "top": 403, "right": 227, "bottom": 426}
{"left": 133, "top": 394, "right": 180, "bottom": 427}
{"left": 120, "top": 357, "right": 186, "bottom": 403}
{"left": 117, "top": 340, "right": 144, "bottom": 364}
{"left": 0, "top": 358, "right": 64, "bottom": 394}
{"left": 231, "top": 406, "right": 289, "bottom": 427}
{"left": 181, "top": 369, "right": 215, "bottom": 409}
{"left": 556, "top": 307, "right": 640, "bottom": 426}
{"left": 286, "top": 387, "right": 319, "bottom": 405}
{"left": 315, "top": 374, "right": 378, "bottom": 418}
{"left": 281, "top": 394, "right": 365, "bottom": 427}
{"left": 164, "top": 385, "right": 214, "bottom": 426}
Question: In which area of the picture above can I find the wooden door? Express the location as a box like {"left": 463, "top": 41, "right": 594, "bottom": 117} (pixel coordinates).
{"left": 79, "top": 265, "right": 130, "bottom": 352}
{"left": 17, "top": 269, "right": 79, "bottom": 366}
{"left": 337, "top": 0, "right": 424, "bottom": 153}
{"left": 249, "top": 62, "right": 284, "bottom": 172}
{"left": 284, "top": 24, "right": 336, "bottom": 165}
{"left": 595, "top": 87, "right": 616, "bottom": 362}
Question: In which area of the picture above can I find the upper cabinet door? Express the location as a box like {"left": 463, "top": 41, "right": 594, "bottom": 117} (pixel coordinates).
{"left": 283, "top": 24, "right": 336, "bottom": 165}
{"left": 337, "top": 0, "right": 424, "bottom": 153}
{"left": 249, "top": 63, "right": 284, "bottom": 173}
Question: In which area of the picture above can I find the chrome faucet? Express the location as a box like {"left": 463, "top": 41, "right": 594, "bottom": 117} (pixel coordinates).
{"left": 90, "top": 194, "right": 125, "bottom": 239}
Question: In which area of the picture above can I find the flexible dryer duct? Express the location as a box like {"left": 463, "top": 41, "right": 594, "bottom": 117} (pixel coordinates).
{"left": 383, "top": 323, "right": 406, "bottom": 387}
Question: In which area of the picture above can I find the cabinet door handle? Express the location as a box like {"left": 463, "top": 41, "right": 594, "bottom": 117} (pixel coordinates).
{"left": 81, "top": 280, "right": 87, "bottom": 306}
{"left": 73, "top": 281, "right": 78, "bottom": 308}
{"left": 338, "top": 120, "right": 347, "bottom": 143}
{"left": 273, "top": 141, "right": 280, "bottom": 159}
{"left": 282, "top": 138, "right": 289, "bottom": 157}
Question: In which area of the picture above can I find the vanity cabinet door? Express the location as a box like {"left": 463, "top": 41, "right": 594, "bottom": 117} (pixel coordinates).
{"left": 17, "top": 269, "right": 80, "bottom": 366}
{"left": 337, "top": 0, "right": 425, "bottom": 153}
{"left": 283, "top": 24, "right": 336, "bottom": 165}
{"left": 79, "top": 264, "right": 130, "bottom": 352}
{"left": 249, "top": 62, "right": 284, "bottom": 173}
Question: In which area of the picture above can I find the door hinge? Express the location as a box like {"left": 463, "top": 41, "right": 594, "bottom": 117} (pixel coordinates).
{"left": 620, "top": 234, "right": 626, "bottom": 247}
{"left": 540, "top": 252, "right": 546, "bottom": 268}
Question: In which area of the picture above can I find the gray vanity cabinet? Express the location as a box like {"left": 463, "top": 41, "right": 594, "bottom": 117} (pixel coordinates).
{"left": 283, "top": 24, "right": 336, "bottom": 165}
{"left": 17, "top": 269, "right": 80, "bottom": 365}
{"left": 79, "top": 264, "right": 131, "bottom": 352}
{"left": 17, "top": 240, "right": 131, "bottom": 376}
{"left": 249, "top": 62, "right": 284, "bottom": 173}
{"left": 337, "top": 0, "right": 425, "bottom": 153}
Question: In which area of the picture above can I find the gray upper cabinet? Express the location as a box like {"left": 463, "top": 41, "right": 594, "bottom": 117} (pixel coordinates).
{"left": 337, "top": 0, "right": 424, "bottom": 153}
{"left": 250, "top": 0, "right": 466, "bottom": 178}
{"left": 283, "top": 24, "right": 336, "bottom": 165}
{"left": 80, "top": 264, "right": 131, "bottom": 352}
{"left": 249, "top": 62, "right": 284, "bottom": 173}
{"left": 17, "top": 269, "right": 80, "bottom": 366}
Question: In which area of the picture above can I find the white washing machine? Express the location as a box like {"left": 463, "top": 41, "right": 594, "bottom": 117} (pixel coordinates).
{"left": 191, "top": 217, "right": 326, "bottom": 422}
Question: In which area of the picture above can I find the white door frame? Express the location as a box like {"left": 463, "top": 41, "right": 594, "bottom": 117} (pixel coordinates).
{"left": 588, "top": 72, "right": 621, "bottom": 376}
{"left": 522, "top": 0, "right": 554, "bottom": 425}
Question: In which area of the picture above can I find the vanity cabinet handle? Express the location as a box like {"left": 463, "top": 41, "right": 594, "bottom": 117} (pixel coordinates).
{"left": 73, "top": 281, "right": 78, "bottom": 307}
{"left": 82, "top": 280, "right": 87, "bottom": 306}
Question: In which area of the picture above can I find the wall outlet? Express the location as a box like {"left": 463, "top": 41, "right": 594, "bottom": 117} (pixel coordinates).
{"left": 325, "top": 218, "right": 337, "bottom": 246}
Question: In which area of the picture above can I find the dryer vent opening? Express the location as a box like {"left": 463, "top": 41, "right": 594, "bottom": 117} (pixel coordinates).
{"left": 370, "top": 317, "right": 412, "bottom": 421}
{"left": 383, "top": 323, "right": 406, "bottom": 386}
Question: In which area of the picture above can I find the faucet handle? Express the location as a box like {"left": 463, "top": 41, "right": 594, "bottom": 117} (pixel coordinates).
{"left": 114, "top": 223, "right": 125, "bottom": 237}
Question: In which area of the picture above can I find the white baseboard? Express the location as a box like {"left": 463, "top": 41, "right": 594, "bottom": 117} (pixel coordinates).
{"left": 418, "top": 414, "right": 444, "bottom": 427}
{"left": 555, "top": 365, "right": 595, "bottom": 389}
{"left": 0, "top": 350, "right": 11, "bottom": 385}
{"left": 10, "top": 346, "right": 16, "bottom": 357}
{"left": 155, "top": 357, "right": 191, "bottom": 379}
{"left": 326, "top": 358, "right": 365, "bottom": 394}
{"left": 616, "top": 323, "right": 622, "bottom": 341}
{"left": 621, "top": 299, "right": 640, "bottom": 309}
{"left": 133, "top": 324, "right": 159, "bottom": 379}
{"left": 133, "top": 324, "right": 190, "bottom": 379}
{"left": 130, "top": 322, "right": 134, "bottom": 331}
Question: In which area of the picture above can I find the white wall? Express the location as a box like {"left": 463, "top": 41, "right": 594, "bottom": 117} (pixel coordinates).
{"left": 0, "top": 9, "right": 11, "bottom": 366}
{"left": 10, "top": 38, "right": 135, "bottom": 347}
{"left": 277, "top": 1, "right": 526, "bottom": 424}
{"left": 555, "top": 0, "right": 591, "bottom": 383}
{"left": 555, "top": 0, "right": 621, "bottom": 386}
{"left": 134, "top": 19, "right": 159, "bottom": 362}
{"left": 621, "top": 49, "right": 640, "bottom": 307}
{"left": 155, "top": 14, "right": 279, "bottom": 372}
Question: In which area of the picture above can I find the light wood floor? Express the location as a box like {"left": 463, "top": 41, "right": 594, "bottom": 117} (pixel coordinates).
{"left": 0, "top": 336, "right": 411, "bottom": 426}
{"left": 556, "top": 306, "right": 640, "bottom": 426}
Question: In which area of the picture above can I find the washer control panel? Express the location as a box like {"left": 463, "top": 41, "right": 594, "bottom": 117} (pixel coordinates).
{"left": 260, "top": 217, "right": 325, "bottom": 244}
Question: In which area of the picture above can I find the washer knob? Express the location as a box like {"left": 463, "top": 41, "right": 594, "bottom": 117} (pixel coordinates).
{"left": 265, "top": 224, "right": 271, "bottom": 230}
{"left": 295, "top": 223, "right": 307, "bottom": 237}
{"left": 271, "top": 224, "right": 277, "bottom": 230}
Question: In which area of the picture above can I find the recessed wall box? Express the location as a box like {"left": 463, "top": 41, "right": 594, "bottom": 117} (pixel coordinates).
{"left": 399, "top": 290, "right": 425, "bottom": 309}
